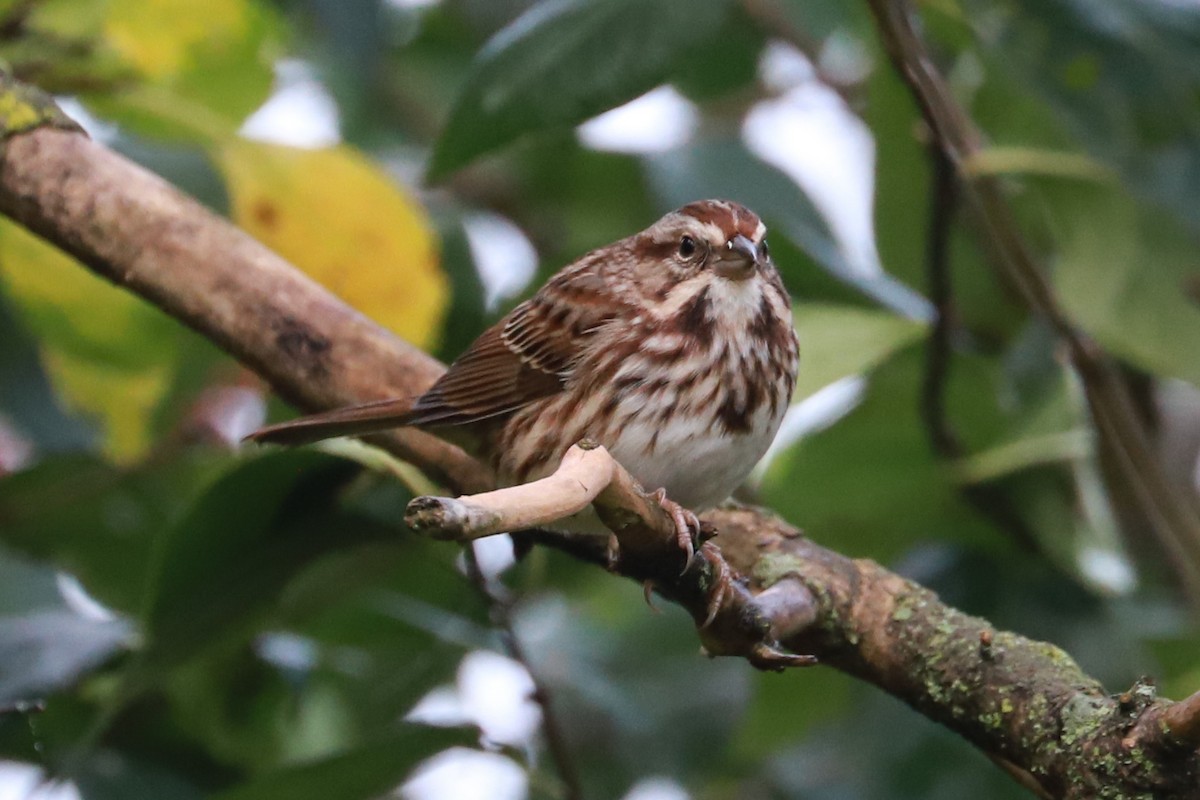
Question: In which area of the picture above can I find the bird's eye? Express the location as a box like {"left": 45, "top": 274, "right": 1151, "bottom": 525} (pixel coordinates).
{"left": 760, "top": 239, "right": 770, "bottom": 260}
{"left": 678, "top": 236, "right": 697, "bottom": 258}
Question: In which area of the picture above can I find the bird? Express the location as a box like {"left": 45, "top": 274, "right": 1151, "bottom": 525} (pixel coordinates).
{"left": 249, "top": 199, "right": 799, "bottom": 565}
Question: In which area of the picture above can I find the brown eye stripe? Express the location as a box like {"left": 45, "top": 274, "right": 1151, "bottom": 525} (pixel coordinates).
{"left": 635, "top": 238, "right": 684, "bottom": 262}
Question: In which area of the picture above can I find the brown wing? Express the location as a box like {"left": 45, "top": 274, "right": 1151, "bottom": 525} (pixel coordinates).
{"left": 404, "top": 293, "right": 588, "bottom": 426}
{"left": 248, "top": 286, "right": 608, "bottom": 445}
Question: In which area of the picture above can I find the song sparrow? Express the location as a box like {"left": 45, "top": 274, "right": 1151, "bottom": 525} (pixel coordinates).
{"left": 251, "top": 200, "right": 799, "bottom": 561}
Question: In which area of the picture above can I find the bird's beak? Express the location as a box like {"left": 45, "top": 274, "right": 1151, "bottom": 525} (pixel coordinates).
{"left": 713, "top": 234, "right": 760, "bottom": 281}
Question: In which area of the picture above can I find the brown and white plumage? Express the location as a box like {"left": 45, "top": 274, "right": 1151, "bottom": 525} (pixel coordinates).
{"left": 251, "top": 199, "right": 799, "bottom": 513}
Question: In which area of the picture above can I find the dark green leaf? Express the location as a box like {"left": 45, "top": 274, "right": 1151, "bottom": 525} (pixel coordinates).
{"left": 71, "top": 751, "right": 207, "bottom": 800}
{"left": 669, "top": 3, "right": 762, "bottom": 102}
{"left": 761, "top": 348, "right": 1004, "bottom": 561}
{"left": 140, "top": 450, "right": 386, "bottom": 668}
{"left": 1045, "top": 180, "right": 1200, "bottom": 385}
{"left": 0, "top": 453, "right": 228, "bottom": 613}
{"left": 427, "top": 0, "right": 734, "bottom": 179}
{"left": 967, "top": 0, "right": 1200, "bottom": 234}
{"left": 209, "top": 725, "right": 474, "bottom": 800}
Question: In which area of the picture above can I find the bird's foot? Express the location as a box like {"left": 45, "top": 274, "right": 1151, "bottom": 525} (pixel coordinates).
{"left": 696, "top": 540, "right": 733, "bottom": 629}
{"left": 650, "top": 487, "right": 701, "bottom": 574}
{"left": 605, "top": 532, "right": 621, "bottom": 571}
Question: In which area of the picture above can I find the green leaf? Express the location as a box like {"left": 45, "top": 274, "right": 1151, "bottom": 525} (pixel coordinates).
{"left": 964, "top": 146, "right": 1113, "bottom": 182}
{"left": 864, "top": 58, "right": 929, "bottom": 294}
{"left": 139, "top": 450, "right": 391, "bottom": 668}
{"left": 668, "top": 3, "right": 762, "bottom": 102}
{"left": 209, "top": 726, "right": 474, "bottom": 800}
{"left": 0, "top": 550, "right": 131, "bottom": 707}
{"left": 732, "top": 668, "right": 853, "bottom": 761}
{"left": 427, "top": 0, "right": 734, "bottom": 180}
{"left": 1048, "top": 182, "right": 1200, "bottom": 386}
{"left": 89, "top": 0, "right": 280, "bottom": 141}
{"left": 955, "top": 430, "right": 1092, "bottom": 485}
{"left": 0, "top": 453, "right": 228, "bottom": 613}
{"left": 761, "top": 348, "right": 1002, "bottom": 561}
{"left": 0, "top": 289, "right": 94, "bottom": 453}
{"left": 792, "top": 303, "right": 926, "bottom": 401}
{"left": 967, "top": 0, "right": 1200, "bottom": 234}
{"left": 71, "top": 751, "right": 207, "bottom": 800}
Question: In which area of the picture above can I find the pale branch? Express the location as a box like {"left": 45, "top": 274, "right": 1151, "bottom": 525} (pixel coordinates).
{"left": 407, "top": 441, "right": 818, "bottom": 662}
{"left": 864, "top": 0, "right": 1200, "bottom": 601}
{"left": 405, "top": 443, "right": 624, "bottom": 542}
{"left": 1, "top": 88, "right": 1198, "bottom": 797}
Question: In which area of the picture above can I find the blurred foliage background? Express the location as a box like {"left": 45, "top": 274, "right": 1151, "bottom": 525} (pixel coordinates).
{"left": 0, "top": 0, "right": 1198, "bottom": 797}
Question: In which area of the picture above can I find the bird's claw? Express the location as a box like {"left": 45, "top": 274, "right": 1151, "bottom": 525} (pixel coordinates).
{"left": 651, "top": 488, "right": 701, "bottom": 574}
{"left": 605, "top": 533, "right": 621, "bottom": 571}
{"left": 645, "top": 489, "right": 729, "bottom": 630}
{"left": 643, "top": 580, "right": 661, "bottom": 612}
{"left": 698, "top": 540, "right": 732, "bottom": 629}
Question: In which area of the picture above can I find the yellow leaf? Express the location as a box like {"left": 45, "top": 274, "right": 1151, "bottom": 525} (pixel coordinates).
{"left": 0, "top": 222, "right": 179, "bottom": 461}
{"left": 104, "top": 0, "right": 248, "bottom": 79}
{"left": 219, "top": 141, "right": 449, "bottom": 349}
{"left": 45, "top": 349, "right": 172, "bottom": 460}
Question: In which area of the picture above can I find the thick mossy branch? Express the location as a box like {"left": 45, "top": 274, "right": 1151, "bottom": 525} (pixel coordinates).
{"left": 710, "top": 509, "right": 1200, "bottom": 798}
{"left": 0, "top": 105, "right": 1197, "bottom": 798}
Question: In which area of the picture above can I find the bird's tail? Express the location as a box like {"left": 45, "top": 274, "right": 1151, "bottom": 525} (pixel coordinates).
{"left": 245, "top": 397, "right": 418, "bottom": 446}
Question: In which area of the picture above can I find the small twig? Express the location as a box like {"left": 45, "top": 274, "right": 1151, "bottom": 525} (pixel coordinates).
{"left": 919, "top": 143, "right": 1042, "bottom": 552}
{"left": 921, "top": 145, "right": 962, "bottom": 459}
{"left": 461, "top": 546, "right": 584, "bottom": 800}
{"left": 1161, "top": 688, "right": 1200, "bottom": 750}
{"left": 865, "top": 0, "right": 1200, "bottom": 601}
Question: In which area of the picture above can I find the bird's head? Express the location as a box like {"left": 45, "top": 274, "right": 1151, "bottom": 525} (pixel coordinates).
{"left": 636, "top": 199, "right": 772, "bottom": 290}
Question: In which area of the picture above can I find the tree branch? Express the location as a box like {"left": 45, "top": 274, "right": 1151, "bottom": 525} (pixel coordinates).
{"left": 1162, "top": 689, "right": 1200, "bottom": 750}
{"left": 0, "top": 126, "right": 489, "bottom": 495}
{"left": 1, "top": 98, "right": 1198, "bottom": 797}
